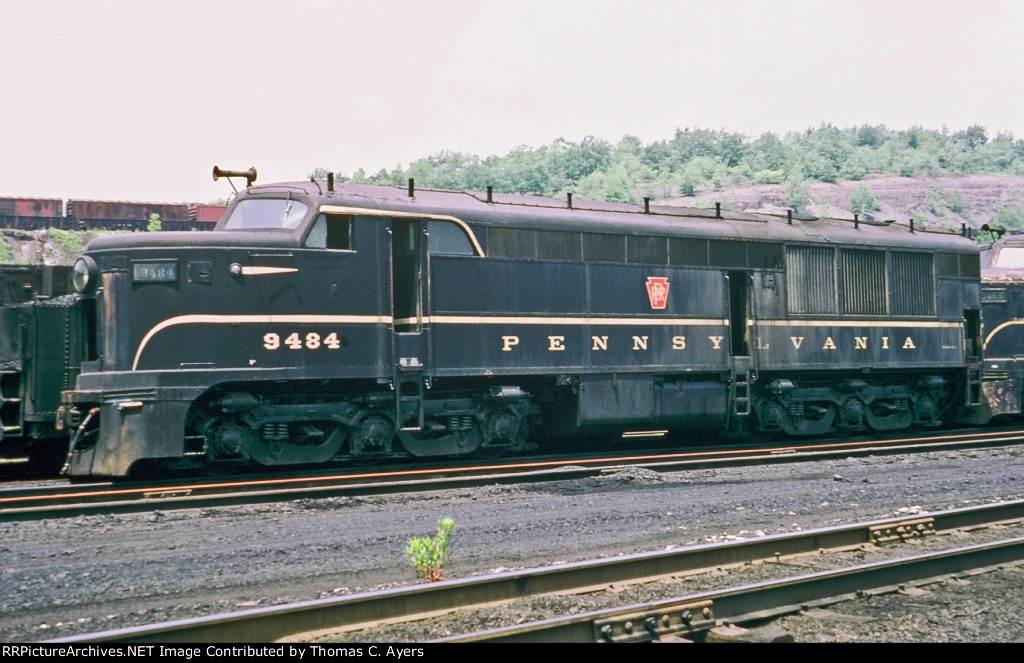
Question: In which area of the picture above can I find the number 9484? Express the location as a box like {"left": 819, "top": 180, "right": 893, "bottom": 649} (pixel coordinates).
{"left": 263, "top": 332, "right": 342, "bottom": 350}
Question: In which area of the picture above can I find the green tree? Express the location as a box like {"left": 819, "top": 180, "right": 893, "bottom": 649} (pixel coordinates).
{"left": 855, "top": 124, "right": 885, "bottom": 148}
{"left": 309, "top": 121, "right": 1024, "bottom": 209}
{"left": 147, "top": 213, "right": 162, "bottom": 232}
{"left": 785, "top": 174, "right": 810, "bottom": 211}
{"left": 954, "top": 125, "right": 988, "bottom": 151}
{"left": 745, "top": 132, "right": 788, "bottom": 172}
{"left": 561, "top": 135, "right": 612, "bottom": 181}
{"left": 796, "top": 150, "right": 838, "bottom": 183}
{"left": 572, "top": 164, "right": 635, "bottom": 203}
{"left": 406, "top": 150, "right": 481, "bottom": 190}
{"left": 678, "top": 165, "right": 701, "bottom": 197}
{"left": 501, "top": 145, "right": 549, "bottom": 195}
{"left": 667, "top": 127, "right": 746, "bottom": 168}
{"left": 654, "top": 171, "right": 676, "bottom": 199}
{"left": 610, "top": 137, "right": 656, "bottom": 185}
{"left": 849, "top": 185, "right": 880, "bottom": 215}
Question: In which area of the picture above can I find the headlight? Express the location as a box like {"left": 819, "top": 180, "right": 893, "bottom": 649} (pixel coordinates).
{"left": 73, "top": 256, "right": 99, "bottom": 294}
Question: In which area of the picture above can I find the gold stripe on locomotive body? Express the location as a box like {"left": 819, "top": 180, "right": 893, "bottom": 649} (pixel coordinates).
{"left": 130, "top": 314, "right": 964, "bottom": 372}
{"left": 982, "top": 318, "right": 1024, "bottom": 350}
{"left": 131, "top": 314, "right": 394, "bottom": 370}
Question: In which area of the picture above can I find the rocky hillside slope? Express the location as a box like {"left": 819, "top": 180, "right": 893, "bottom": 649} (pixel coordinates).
{"left": 662, "top": 174, "right": 1024, "bottom": 232}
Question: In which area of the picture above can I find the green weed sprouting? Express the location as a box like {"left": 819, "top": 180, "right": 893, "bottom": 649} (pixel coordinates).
{"left": 404, "top": 516, "right": 455, "bottom": 582}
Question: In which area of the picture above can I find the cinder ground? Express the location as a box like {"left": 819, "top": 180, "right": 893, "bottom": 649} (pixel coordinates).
{"left": 1, "top": 444, "right": 1023, "bottom": 642}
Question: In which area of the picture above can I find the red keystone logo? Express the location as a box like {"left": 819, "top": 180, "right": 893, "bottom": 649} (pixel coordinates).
{"left": 646, "top": 277, "right": 669, "bottom": 309}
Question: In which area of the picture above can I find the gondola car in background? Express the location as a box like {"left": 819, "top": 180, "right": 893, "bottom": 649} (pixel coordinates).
{"left": 0, "top": 197, "right": 64, "bottom": 230}
{"left": 56, "top": 173, "right": 984, "bottom": 478}
{"left": 0, "top": 196, "right": 225, "bottom": 231}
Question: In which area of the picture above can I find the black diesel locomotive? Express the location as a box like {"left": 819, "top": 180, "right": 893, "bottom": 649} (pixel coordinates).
{"left": 0, "top": 265, "right": 83, "bottom": 469}
{"left": 57, "top": 176, "right": 985, "bottom": 478}
{"left": 976, "top": 233, "right": 1024, "bottom": 420}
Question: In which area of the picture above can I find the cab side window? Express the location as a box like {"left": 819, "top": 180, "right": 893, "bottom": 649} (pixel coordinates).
{"left": 305, "top": 214, "right": 354, "bottom": 250}
{"left": 427, "top": 219, "right": 475, "bottom": 255}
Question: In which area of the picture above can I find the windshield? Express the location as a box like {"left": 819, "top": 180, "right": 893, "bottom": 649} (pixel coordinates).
{"left": 223, "top": 198, "right": 309, "bottom": 230}
{"left": 994, "top": 246, "right": 1024, "bottom": 268}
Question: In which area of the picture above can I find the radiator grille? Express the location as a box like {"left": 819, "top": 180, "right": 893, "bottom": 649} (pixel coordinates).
{"left": 787, "top": 246, "right": 836, "bottom": 314}
{"left": 669, "top": 238, "right": 708, "bottom": 266}
{"left": 583, "top": 233, "right": 626, "bottom": 262}
{"left": 537, "top": 230, "right": 582, "bottom": 260}
{"left": 626, "top": 236, "right": 668, "bottom": 264}
{"left": 487, "top": 227, "right": 535, "bottom": 259}
{"left": 841, "top": 249, "right": 887, "bottom": 315}
{"left": 891, "top": 251, "right": 935, "bottom": 316}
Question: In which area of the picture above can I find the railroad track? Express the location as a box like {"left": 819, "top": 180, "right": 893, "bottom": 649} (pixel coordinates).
{"left": 47, "top": 498, "right": 1024, "bottom": 643}
{"left": 3, "top": 427, "right": 1022, "bottom": 522}
{"left": 441, "top": 537, "right": 1024, "bottom": 643}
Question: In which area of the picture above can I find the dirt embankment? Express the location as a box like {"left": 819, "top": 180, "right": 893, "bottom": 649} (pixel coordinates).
{"left": 0, "top": 228, "right": 99, "bottom": 266}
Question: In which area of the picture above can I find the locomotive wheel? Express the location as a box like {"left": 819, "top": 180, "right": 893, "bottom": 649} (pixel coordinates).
{"left": 475, "top": 408, "right": 528, "bottom": 459}
{"left": 398, "top": 421, "right": 483, "bottom": 457}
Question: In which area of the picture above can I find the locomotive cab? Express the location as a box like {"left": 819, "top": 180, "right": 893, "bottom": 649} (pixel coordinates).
{"left": 59, "top": 183, "right": 527, "bottom": 477}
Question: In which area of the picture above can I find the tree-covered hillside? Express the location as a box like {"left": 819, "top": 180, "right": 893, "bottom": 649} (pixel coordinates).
{"left": 313, "top": 124, "right": 1024, "bottom": 232}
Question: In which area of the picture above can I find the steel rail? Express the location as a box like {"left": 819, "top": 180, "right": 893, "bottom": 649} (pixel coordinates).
{"left": 46, "top": 499, "right": 1024, "bottom": 644}
{"left": 438, "top": 537, "right": 1024, "bottom": 643}
{"left": 0, "top": 466, "right": 600, "bottom": 522}
{"left": 5, "top": 428, "right": 1022, "bottom": 522}
{"left": 7, "top": 427, "right": 1022, "bottom": 504}
{"left": 5, "top": 426, "right": 1021, "bottom": 506}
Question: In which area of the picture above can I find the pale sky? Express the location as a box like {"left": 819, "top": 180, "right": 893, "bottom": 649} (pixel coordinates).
{"left": 2, "top": 0, "right": 1023, "bottom": 203}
